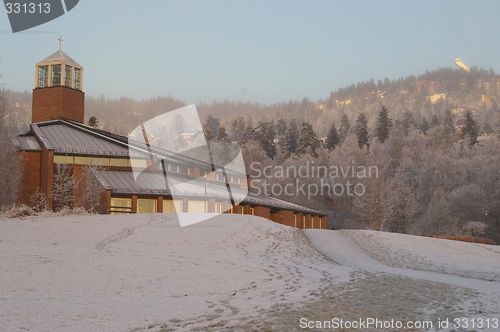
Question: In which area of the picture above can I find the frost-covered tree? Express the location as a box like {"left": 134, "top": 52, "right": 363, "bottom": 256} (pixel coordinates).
{"left": 419, "top": 117, "right": 430, "bottom": 135}
{"left": 52, "top": 163, "right": 75, "bottom": 210}
{"left": 375, "top": 106, "right": 392, "bottom": 143}
{"left": 254, "top": 122, "right": 276, "bottom": 159}
{"left": 215, "top": 126, "right": 230, "bottom": 142}
{"left": 430, "top": 114, "right": 439, "bottom": 127}
{"left": 279, "top": 119, "right": 299, "bottom": 158}
{"left": 355, "top": 113, "right": 369, "bottom": 150}
{"left": 275, "top": 118, "right": 287, "bottom": 136}
{"left": 0, "top": 91, "right": 21, "bottom": 210}
{"left": 325, "top": 123, "right": 340, "bottom": 151}
{"left": 460, "top": 109, "right": 479, "bottom": 146}
{"left": 339, "top": 114, "right": 351, "bottom": 144}
{"left": 203, "top": 114, "right": 220, "bottom": 137}
{"left": 297, "top": 122, "right": 321, "bottom": 157}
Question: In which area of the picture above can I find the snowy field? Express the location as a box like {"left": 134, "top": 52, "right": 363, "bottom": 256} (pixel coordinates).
{"left": 1, "top": 213, "right": 499, "bottom": 331}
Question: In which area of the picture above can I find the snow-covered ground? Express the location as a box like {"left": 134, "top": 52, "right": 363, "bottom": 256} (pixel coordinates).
{"left": 1, "top": 213, "right": 499, "bottom": 331}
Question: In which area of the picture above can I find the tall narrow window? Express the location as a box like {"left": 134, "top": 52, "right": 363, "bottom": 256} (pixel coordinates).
{"left": 38, "top": 66, "right": 48, "bottom": 87}
{"left": 65, "top": 65, "right": 72, "bottom": 87}
{"left": 52, "top": 65, "right": 61, "bottom": 86}
{"left": 74, "top": 68, "right": 81, "bottom": 90}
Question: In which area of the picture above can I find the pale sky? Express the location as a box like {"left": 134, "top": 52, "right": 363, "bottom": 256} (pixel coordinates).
{"left": 1, "top": 0, "right": 499, "bottom": 104}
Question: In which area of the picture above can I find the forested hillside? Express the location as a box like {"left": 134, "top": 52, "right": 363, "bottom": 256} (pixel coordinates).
{"left": 3, "top": 66, "right": 500, "bottom": 241}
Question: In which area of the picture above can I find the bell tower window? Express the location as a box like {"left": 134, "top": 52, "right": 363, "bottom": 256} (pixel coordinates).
{"left": 65, "top": 65, "right": 72, "bottom": 88}
{"left": 38, "top": 66, "right": 48, "bottom": 88}
{"left": 52, "top": 64, "right": 61, "bottom": 86}
{"left": 74, "top": 68, "right": 81, "bottom": 90}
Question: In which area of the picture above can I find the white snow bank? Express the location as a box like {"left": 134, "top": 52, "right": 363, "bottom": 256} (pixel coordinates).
{"left": 343, "top": 230, "right": 500, "bottom": 282}
{"left": 0, "top": 213, "right": 349, "bottom": 331}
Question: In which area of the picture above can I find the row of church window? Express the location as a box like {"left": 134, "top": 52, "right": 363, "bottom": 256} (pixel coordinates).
{"left": 38, "top": 65, "right": 81, "bottom": 89}
{"left": 53, "top": 156, "right": 243, "bottom": 184}
{"left": 110, "top": 198, "right": 219, "bottom": 214}
{"left": 110, "top": 198, "right": 321, "bottom": 228}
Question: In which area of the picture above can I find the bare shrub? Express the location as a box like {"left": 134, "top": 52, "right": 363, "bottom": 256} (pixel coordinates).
{"left": 463, "top": 221, "right": 488, "bottom": 236}
{"left": 0, "top": 91, "right": 21, "bottom": 210}
{"left": 28, "top": 191, "right": 49, "bottom": 212}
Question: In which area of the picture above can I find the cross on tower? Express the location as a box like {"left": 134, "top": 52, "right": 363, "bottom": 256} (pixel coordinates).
{"left": 58, "top": 36, "right": 63, "bottom": 50}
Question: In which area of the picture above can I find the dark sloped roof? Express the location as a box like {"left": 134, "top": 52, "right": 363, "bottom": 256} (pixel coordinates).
{"left": 95, "top": 169, "right": 325, "bottom": 216}
{"left": 36, "top": 123, "right": 130, "bottom": 156}
{"left": 14, "top": 133, "right": 42, "bottom": 151}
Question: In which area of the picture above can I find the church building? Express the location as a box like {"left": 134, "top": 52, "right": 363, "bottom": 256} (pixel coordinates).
{"left": 14, "top": 46, "right": 328, "bottom": 229}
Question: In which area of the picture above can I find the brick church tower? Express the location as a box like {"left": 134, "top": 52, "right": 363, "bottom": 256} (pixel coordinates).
{"left": 32, "top": 40, "right": 84, "bottom": 123}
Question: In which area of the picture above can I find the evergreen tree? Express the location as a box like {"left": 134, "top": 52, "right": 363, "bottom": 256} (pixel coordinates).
{"left": 240, "top": 124, "right": 256, "bottom": 144}
{"left": 375, "top": 106, "right": 392, "bottom": 143}
{"left": 355, "top": 113, "right": 369, "bottom": 149}
{"left": 255, "top": 122, "right": 276, "bottom": 159}
{"left": 325, "top": 123, "right": 340, "bottom": 151}
{"left": 401, "top": 110, "right": 417, "bottom": 130}
{"left": 430, "top": 114, "right": 439, "bottom": 127}
{"left": 460, "top": 110, "right": 479, "bottom": 146}
{"left": 88, "top": 116, "right": 99, "bottom": 128}
{"left": 443, "top": 110, "right": 455, "bottom": 132}
{"left": 230, "top": 119, "right": 238, "bottom": 140}
{"left": 203, "top": 114, "right": 220, "bottom": 137}
{"left": 215, "top": 127, "right": 230, "bottom": 142}
{"left": 275, "top": 119, "right": 287, "bottom": 136}
{"left": 204, "top": 129, "right": 214, "bottom": 141}
{"left": 279, "top": 119, "right": 299, "bottom": 158}
{"left": 482, "top": 122, "right": 494, "bottom": 135}
{"left": 339, "top": 114, "right": 351, "bottom": 143}
{"left": 419, "top": 117, "right": 430, "bottom": 135}
{"left": 297, "top": 122, "right": 321, "bottom": 157}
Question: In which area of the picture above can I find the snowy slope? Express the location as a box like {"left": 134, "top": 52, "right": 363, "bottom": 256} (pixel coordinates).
{"left": 1, "top": 214, "right": 500, "bottom": 331}
{"left": 0, "top": 214, "right": 348, "bottom": 331}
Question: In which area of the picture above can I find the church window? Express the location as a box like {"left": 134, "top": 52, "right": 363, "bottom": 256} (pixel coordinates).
{"left": 52, "top": 65, "right": 61, "bottom": 86}
{"left": 65, "top": 65, "right": 72, "bottom": 87}
{"left": 38, "top": 66, "right": 48, "bottom": 87}
{"left": 74, "top": 68, "right": 81, "bottom": 90}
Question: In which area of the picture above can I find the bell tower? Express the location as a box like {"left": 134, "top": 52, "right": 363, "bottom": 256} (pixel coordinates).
{"left": 32, "top": 37, "right": 85, "bottom": 123}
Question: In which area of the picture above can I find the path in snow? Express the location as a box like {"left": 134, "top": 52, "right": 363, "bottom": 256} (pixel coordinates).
{"left": 302, "top": 229, "right": 500, "bottom": 294}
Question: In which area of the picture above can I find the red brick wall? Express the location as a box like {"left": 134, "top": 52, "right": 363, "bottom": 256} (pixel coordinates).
{"left": 321, "top": 216, "right": 328, "bottom": 229}
{"left": 295, "top": 213, "right": 304, "bottom": 228}
{"left": 254, "top": 206, "right": 270, "bottom": 219}
{"left": 304, "top": 214, "right": 312, "bottom": 229}
{"left": 40, "top": 149, "right": 54, "bottom": 208}
{"left": 32, "top": 86, "right": 85, "bottom": 123}
{"left": 18, "top": 151, "right": 42, "bottom": 205}
{"left": 281, "top": 210, "right": 295, "bottom": 227}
